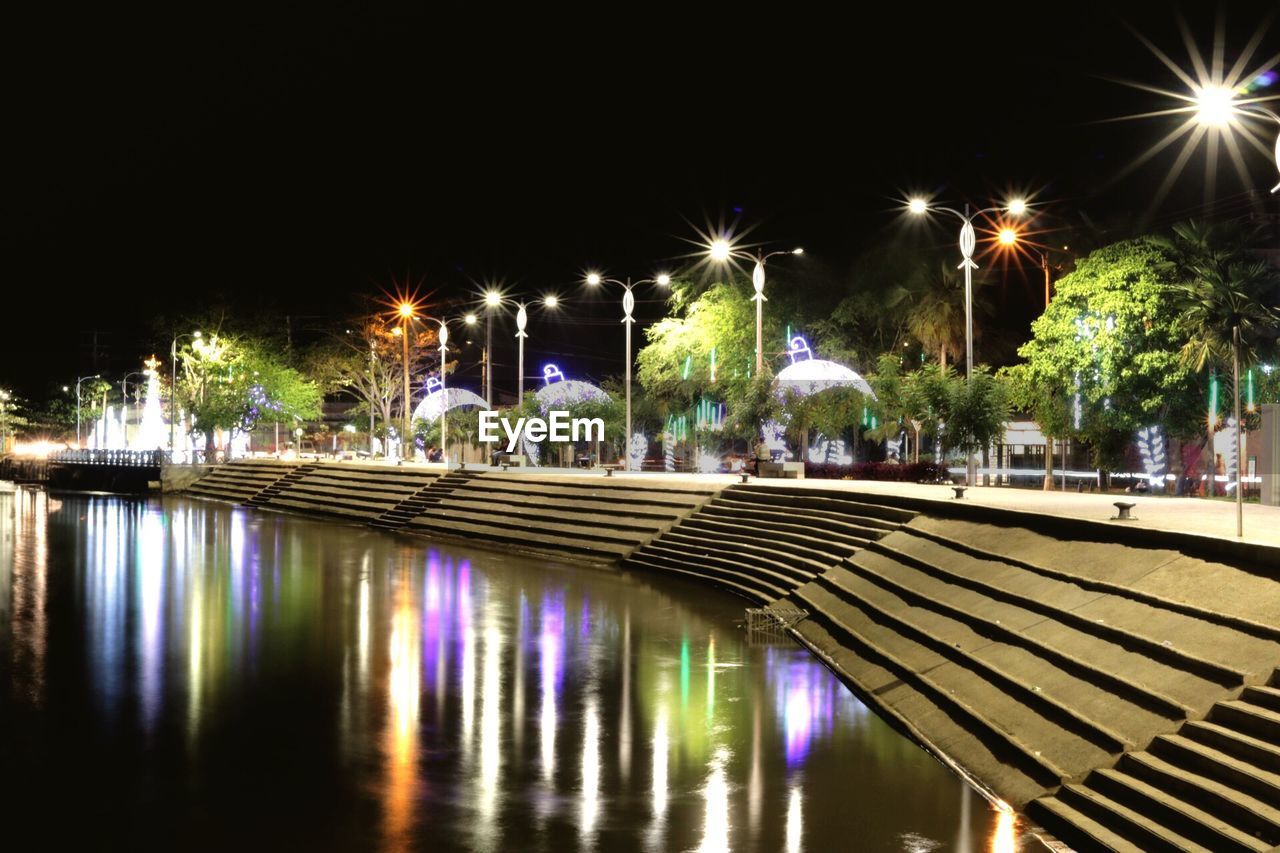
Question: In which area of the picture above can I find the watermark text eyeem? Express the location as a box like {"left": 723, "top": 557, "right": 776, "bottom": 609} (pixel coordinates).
{"left": 478, "top": 410, "right": 604, "bottom": 452}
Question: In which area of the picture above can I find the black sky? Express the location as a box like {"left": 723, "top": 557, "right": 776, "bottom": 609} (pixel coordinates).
{"left": 5, "top": 4, "right": 1280, "bottom": 397}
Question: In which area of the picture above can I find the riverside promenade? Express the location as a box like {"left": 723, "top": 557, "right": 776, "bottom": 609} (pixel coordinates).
{"left": 334, "top": 460, "right": 1280, "bottom": 550}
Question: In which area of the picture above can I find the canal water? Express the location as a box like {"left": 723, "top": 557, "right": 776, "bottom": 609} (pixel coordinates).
{"left": 0, "top": 490, "right": 1022, "bottom": 852}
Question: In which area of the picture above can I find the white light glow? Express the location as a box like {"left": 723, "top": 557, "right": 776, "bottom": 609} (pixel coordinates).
{"left": 586, "top": 273, "right": 602, "bottom": 286}
{"left": 656, "top": 274, "right": 671, "bottom": 286}
{"left": 907, "top": 198, "right": 928, "bottom": 214}
{"left": 708, "top": 239, "right": 732, "bottom": 262}
{"left": 1194, "top": 85, "right": 1237, "bottom": 127}
{"left": 1007, "top": 199, "right": 1028, "bottom": 215}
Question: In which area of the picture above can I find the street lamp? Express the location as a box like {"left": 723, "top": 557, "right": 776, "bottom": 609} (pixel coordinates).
{"left": 75, "top": 373, "right": 101, "bottom": 448}
{"left": 706, "top": 240, "right": 804, "bottom": 376}
{"left": 585, "top": 272, "right": 672, "bottom": 470}
{"left": 169, "top": 330, "right": 201, "bottom": 460}
{"left": 907, "top": 196, "right": 1028, "bottom": 485}
{"left": 481, "top": 290, "right": 504, "bottom": 408}
{"left": 396, "top": 303, "right": 418, "bottom": 461}
{"left": 515, "top": 295, "right": 560, "bottom": 407}
{"left": 406, "top": 311, "right": 469, "bottom": 467}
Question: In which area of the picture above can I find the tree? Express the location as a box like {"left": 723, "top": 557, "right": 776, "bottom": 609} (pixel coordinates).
{"left": 1157, "top": 220, "right": 1280, "bottom": 496}
{"left": 945, "top": 366, "right": 1012, "bottom": 462}
{"left": 1001, "top": 362, "right": 1073, "bottom": 489}
{"left": 306, "top": 313, "right": 442, "bottom": 454}
{"left": 898, "top": 262, "right": 981, "bottom": 368}
{"left": 868, "top": 356, "right": 953, "bottom": 462}
{"left": 1016, "top": 239, "right": 1201, "bottom": 478}
{"left": 637, "top": 278, "right": 796, "bottom": 449}
{"left": 177, "top": 332, "right": 322, "bottom": 456}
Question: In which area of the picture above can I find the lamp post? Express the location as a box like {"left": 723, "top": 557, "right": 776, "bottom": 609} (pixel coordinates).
{"left": 75, "top": 373, "right": 101, "bottom": 448}
{"left": 405, "top": 311, "right": 472, "bottom": 467}
{"left": 1194, "top": 96, "right": 1280, "bottom": 535}
{"left": 585, "top": 273, "right": 671, "bottom": 471}
{"left": 169, "top": 330, "right": 201, "bottom": 460}
{"left": 396, "top": 303, "right": 416, "bottom": 461}
{"left": 707, "top": 241, "right": 804, "bottom": 376}
{"left": 481, "top": 290, "right": 503, "bottom": 408}
{"left": 907, "top": 197, "right": 1028, "bottom": 486}
{"left": 515, "top": 295, "right": 559, "bottom": 407}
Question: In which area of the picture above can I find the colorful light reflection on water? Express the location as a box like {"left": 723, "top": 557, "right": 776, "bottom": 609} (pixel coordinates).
{"left": 0, "top": 490, "right": 1024, "bottom": 851}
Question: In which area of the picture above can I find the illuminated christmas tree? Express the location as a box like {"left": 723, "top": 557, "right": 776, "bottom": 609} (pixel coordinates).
{"left": 133, "top": 355, "right": 168, "bottom": 450}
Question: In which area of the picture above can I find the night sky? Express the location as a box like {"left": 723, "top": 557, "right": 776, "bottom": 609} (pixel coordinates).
{"left": 5, "top": 4, "right": 1279, "bottom": 397}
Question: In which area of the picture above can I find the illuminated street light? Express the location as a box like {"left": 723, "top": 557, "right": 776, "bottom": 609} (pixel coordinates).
{"left": 515, "top": 295, "right": 560, "bottom": 406}
{"left": 1194, "top": 85, "right": 1237, "bottom": 127}
{"left": 480, "top": 290, "right": 504, "bottom": 407}
{"left": 906, "top": 196, "right": 1029, "bottom": 485}
{"left": 705, "top": 239, "right": 805, "bottom": 375}
{"left": 464, "top": 313, "right": 477, "bottom": 325}
{"left": 584, "top": 272, "right": 671, "bottom": 470}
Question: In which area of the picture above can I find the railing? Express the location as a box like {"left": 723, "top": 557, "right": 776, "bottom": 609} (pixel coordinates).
{"left": 49, "top": 449, "right": 168, "bottom": 467}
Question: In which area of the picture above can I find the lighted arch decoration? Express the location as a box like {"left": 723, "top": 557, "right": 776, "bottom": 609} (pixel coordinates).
{"left": 411, "top": 383, "right": 489, "bottom": 423}
{"left": 765, "top": 336, "right": 876, "bottom": 464}
{"left": 522, "top": 364, "right": 614, "bottom": 466}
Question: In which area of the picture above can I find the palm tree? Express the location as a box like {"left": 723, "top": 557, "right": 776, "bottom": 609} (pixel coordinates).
{"left": 1162, "top": 219, "right": 1280, "bottom": 499}
{"left": 1171, "top": 254, "right": 1280, "bottom": 500}
{"left": 894, "top": 263, "right": 978, "bottom": 369}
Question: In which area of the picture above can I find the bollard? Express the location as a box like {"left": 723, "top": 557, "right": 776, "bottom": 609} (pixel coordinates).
{"left": 1112, "top": 501, "right": 1136, "bottom": 521}
{"left": 952, "top": 486, "right": 967, "bottom": 499}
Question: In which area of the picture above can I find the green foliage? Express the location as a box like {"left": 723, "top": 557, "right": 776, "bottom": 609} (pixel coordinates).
{"left": 1016, "top": 239, "right": 1202, "bottom": 467}
{"left": 178, "top": 332, "right": 322, "bottom": 445}
{"left": 944, "top": 366, "right": 1012, "bottom": 457}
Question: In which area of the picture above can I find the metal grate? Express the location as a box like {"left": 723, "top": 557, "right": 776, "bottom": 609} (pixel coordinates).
{"left": 745, "top": 603, "right": 809, "bottom": 637}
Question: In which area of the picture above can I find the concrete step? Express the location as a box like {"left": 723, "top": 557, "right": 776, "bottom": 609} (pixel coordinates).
{"left": 792, "top": 613, "right": 1051, "bottom": 806}
{"left": 406, "top": 515, "right": 630, "bottom": 560}
{"left": 726, "top": 484, "right": 918, "bottom": 523}
{"left": 819, "top": 563, "right": 1172, "bottom": 753}
{"left": 1211, "top": 700, "right": 1280, "bottom": 743}
{"left": 623, "top": 553, "right": 779, "bottom": 604}
{"left": 1043, "top": 784, "right": 1229, "bottom": 852}
{"left": 660, "top": 527, "right": 834, "bottom": 579}
{"left": 412, "top": 505, "right": 645, "bottom": 547}
{"left": 1090, "top": 756, "right": 1278, "bottom": 850}
{"left": 710, "top": 494, "right": 902, "bottom": 535}
{"left": 845, "top": 548, "right": 1200, "bottom": 722}
{"left": 1183, "top": 720, "right": 1280, "bottom": 775}
{"left": 1242, "top": 685, "right": 1280, "bottom": 713}
{"left": 869, "top": 535, "right": 1249, "bottom": 694}
{"left": 816, "top": 568, "right": 1139, "bottom": 754}
{"left": 630, "top": 541, "right": 798, "bottom": 596}
{"left": 907, "top": 520, "right": 1280, "bottom": 644}
{"left": 1149, "top": 733, "right": 1280, "bottom": 808}
{"left": 445, "top": 479, "right": 707, "bottom": 510}
{"left": 433, "top": 495, "right": 669, "bottom": 531}
{"left": 794, "top": 580, "right": 1086, "bottom": 786}
{"left": 680, "top": 514, "right": 858, "bottom": 562}
{"left": 1031, "top": 790, "right": 1202, "bottom": 852}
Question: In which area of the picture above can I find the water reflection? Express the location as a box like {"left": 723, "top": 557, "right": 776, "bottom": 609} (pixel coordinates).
{"left": 0, "top": 491, "right": 1023, "bottom": 851}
